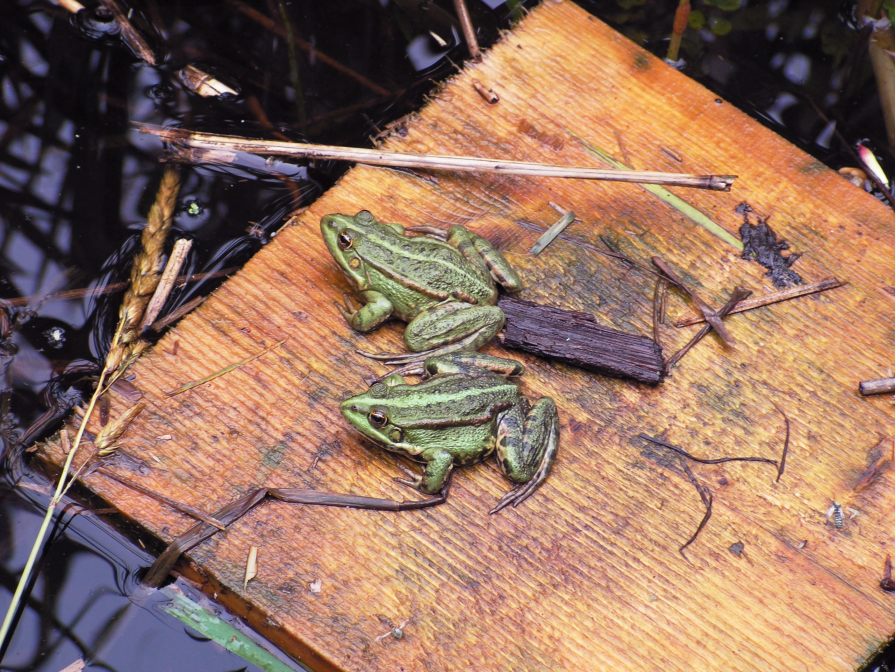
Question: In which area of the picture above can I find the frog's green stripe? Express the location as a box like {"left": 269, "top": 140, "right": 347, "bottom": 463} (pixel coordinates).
{"left": 357, "top": 228, "right": 491, "bottom": 298}
{"left": 389, "top": 377, "right": 516, "bottom": 427}
{"left": 395, "top": 401, "right": 512, "bottom": 429}
{"left": 354, "top": 248, "right": 452, "bottom": 300}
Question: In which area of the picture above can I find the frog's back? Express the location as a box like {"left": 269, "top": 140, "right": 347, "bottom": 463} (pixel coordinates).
{"left": 355, "top": 226, "right": 497, "bottom": 314}
{"left": 386, "top": 373, "right": 518, "bottom": 426}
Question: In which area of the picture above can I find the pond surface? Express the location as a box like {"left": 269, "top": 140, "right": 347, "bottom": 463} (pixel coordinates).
{"left": 1, "top": 1, "right": 892, "bottom": 670}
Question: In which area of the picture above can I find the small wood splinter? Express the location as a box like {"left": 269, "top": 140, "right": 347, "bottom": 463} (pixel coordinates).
{"left": 859, "top": 376, "right": 895, "bottom": 396}
{"left": 881, "top": 555, "right": 895, "bottom": 592}
{"left": 472, "top": 79, "right": 499, "bottom": 104}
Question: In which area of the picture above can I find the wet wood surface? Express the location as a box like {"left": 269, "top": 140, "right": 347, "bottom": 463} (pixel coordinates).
{"left": 39, "top": 2, "right": 895, "bottom": 670}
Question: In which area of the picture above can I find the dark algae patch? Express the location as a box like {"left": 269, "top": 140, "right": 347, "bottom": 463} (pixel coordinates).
{"left": 737, "top": 205, "right": 803, "bottom": 289}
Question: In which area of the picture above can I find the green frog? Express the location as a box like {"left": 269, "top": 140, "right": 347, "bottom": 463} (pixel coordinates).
{"left": 339, "top": 352, "right": 559, "bottom": 513}
{"left": 320, "top": 210, "right": 522, "bottom": 364}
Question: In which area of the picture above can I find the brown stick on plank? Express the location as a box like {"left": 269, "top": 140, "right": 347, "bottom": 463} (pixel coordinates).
{"left": 498, "top": 296, "right": 665, "bottom": 384}
{"left": 142, "top": 485, "right": 449, "bottom": 588}
{"left": 665, "top": 287, "right": 752, "bottom": 371}
{"left": 674, "top": 278, "right": 845, "bottom": 327}
{"left": 665, "top": 288, "right": 752, "bottom": 370}
{"left": 859, "top": 377, "right": 895, "bottom": 396}
{"left": 652, "top": 256, "right": 735, "bottom": 346}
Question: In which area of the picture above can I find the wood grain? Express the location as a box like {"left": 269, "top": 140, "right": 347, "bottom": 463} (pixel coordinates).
{"left": 39, "top": 2, "right": 895, "bottom": 670}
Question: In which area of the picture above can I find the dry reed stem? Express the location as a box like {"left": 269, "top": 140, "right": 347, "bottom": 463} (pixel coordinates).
{"left": 673, "top": 278, "right": 845, "bottom": 327}
{"left": 141, "top": 125, "right": 737, "bottom": 191}
{"left": 101, "top": 0, "right": 157, "bottom": 65}
{"left": 6, "top": 267, "right": 237, "bottom": 308}
{"left": 453, "top": 0, "right": 482, "bottom": 59}
{"left": 140, "top": 238, "right": 193, "bottom": 332}
{"left": 54, "top": 0, "right": 85, "bottom": 12}
{"left": 175, "top": 65, "right": 238, "bottom": 98}
{"left": 115, "top": 166, "right": 180, "bottom": 367}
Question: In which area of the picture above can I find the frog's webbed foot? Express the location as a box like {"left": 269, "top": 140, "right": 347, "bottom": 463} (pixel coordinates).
{"left": 367, "top": 363, "right": 426, "bottom": 385}
{"left": 489, "top": 398, "right": 560, "bottom": 515}
{"left": 394, "top": 476, "right": 423, "bottom": 490}
{"left": 489, "top": 451, "right": 554, "bottom": 514}
{"left": 335, "top": 291, "right": 360, "bottom": 322}
{"left": 356, "top": 330, "right": 489, "bottom": 366}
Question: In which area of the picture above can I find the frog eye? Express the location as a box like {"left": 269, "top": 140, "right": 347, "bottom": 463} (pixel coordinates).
{"left": 368, "top": 410, "right": 388, "bottom": 428}
{"left": 338, "top": 231, "right": 354, "bottom": 250}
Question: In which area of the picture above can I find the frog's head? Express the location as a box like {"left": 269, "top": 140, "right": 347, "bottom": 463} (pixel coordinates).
{"left": 320, "top": 210, "right": 379, "bottom": 288}
{"left": 340, "top": 382, "right": 406, "bottom": 450}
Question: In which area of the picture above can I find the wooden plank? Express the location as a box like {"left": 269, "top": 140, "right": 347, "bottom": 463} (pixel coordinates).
{"left": 38, "top": 1, "right": 895, "bottom": 670}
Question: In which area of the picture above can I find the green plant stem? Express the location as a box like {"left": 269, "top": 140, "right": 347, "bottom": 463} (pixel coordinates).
{"left": 0, "top": 339, "right": 113, "bottom": 649}
{"left": 160, "top": 589, "right": 304, "bottom": 672}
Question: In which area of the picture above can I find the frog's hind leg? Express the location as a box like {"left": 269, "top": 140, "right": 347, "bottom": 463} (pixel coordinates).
{"left": 358, "top": 302, "right": 505, "bottom": 365}
{"left": 490, "top": 398, "right": 559, "bottom": 514}
{"left": 446, "top": 226, "right": 523, "bottom": 291}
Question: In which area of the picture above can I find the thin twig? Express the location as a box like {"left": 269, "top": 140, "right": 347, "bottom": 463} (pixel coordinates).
{"left": 774, "top": 407, "right": 791, "bottom": 483}
{"left": 142, "top": 484, "right": 450, "bottom": 588}
{"left": 140, "top": 238, "right": 193, "bottom": 332}
{"left": 638, "top": 434, "right": 778, "bottom": 469}
{"left": 140, "top": 125, "right": 737, "bottom": 191}
{"left": 166, "top": 339, "right": 287, "bottom": 397}
{"left": 150, "top": 294, "right": 206, "bottom": 332}
{"left": 674, "top": 278, "right": 845, "bottom": 327}
{"left": 453, "top": 0, "right": 481, "bottom": 59}
{"left": 652, "top": 257, "right": 734, "bottom": 345}
{"left": 2, "top": 267, "right": 238, "bottom": 308}
{"left": 96, "top": 467, "right": 226, "bottom": 529}
{"left": 652, "top": 278, "right": 667, "bottom": 349}
{"left": 860, "top": 376, "right": 895, "bottom": 396}
{"left": 665, "top": 287, "right": 752, "bottom": 369}
{"left": 679, "top": 460, "right": 712, "bottom": 556}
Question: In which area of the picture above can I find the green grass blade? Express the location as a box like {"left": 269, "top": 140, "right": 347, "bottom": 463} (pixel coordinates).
{"left": 160, "top": 589, "right": 306, "bottom": 672}
{"left": 570, "top": 133, "right": 743, "bottom": 251}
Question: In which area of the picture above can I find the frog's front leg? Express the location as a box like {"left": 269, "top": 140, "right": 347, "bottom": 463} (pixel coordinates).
{"left": 447, "top": 226, "right": 523, "bottom": 292}
{"left": 396, "top": 447, "right": 454, "bottom": 494}
{"left": 338, "top": 289, "right": 394, "bottom": 332}
{"left": 490, "top": 397, "right": 559, "bottom": 514}
{"left": 404, "top": 300, "right": 505, "bottom": 354}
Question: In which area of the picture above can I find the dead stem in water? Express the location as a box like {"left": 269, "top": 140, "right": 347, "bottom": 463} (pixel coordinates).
{"left": 0, "top": 169, "right": 181, "bottom": 649}
{"left": 140, "top": 125, "right": 737, "bottom": 191}
{"left": 453, "top": 0, "right": 482, "bottom": 60}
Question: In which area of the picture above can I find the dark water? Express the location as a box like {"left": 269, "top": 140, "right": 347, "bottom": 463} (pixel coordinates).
{"left": 1, "top": 1, "right": 892, "bottom": 670}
